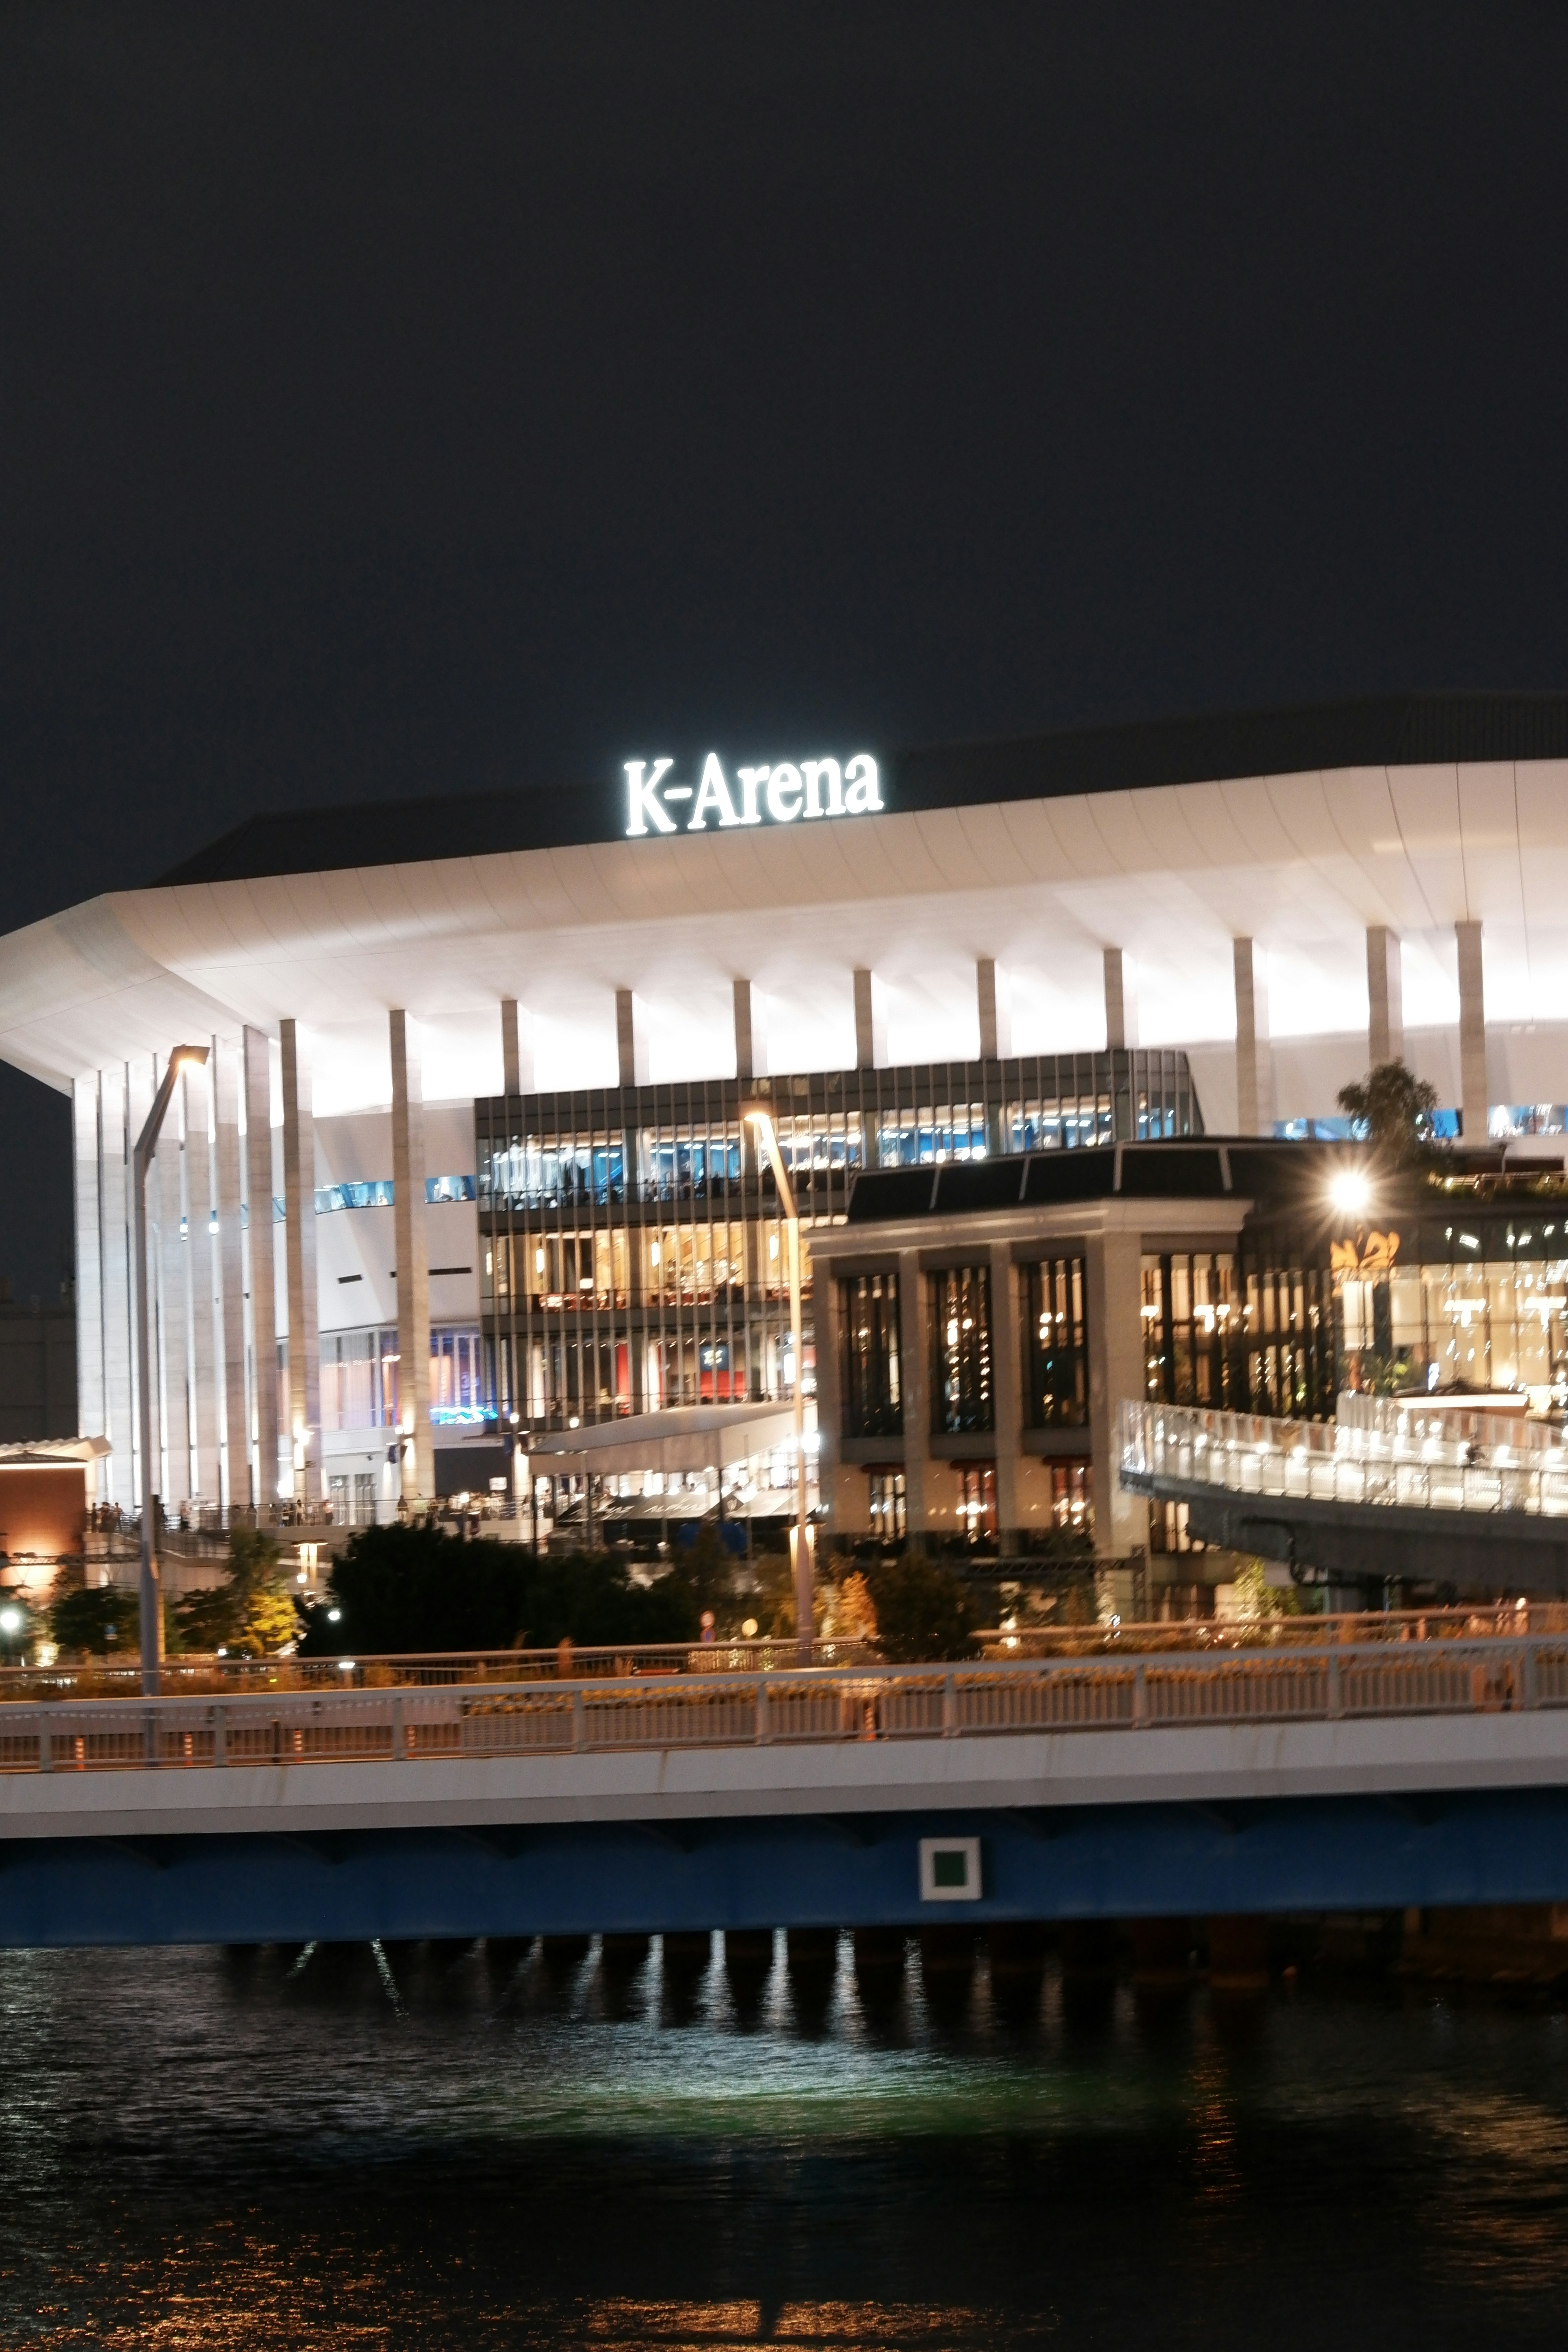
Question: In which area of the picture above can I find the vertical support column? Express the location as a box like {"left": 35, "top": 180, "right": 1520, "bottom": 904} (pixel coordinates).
{"left": 212, "top": 1038, "right": 249, "bottom": 1508}
{"left": 125, "top": 1058, "right": 155, "bottom": 1511}
{"left": 390, "top": 1009, "right": 434, "bottom": 1502}
{"left": 1085, "top": 1229, "right": 1147, "bottom": 1560}
{"left": 72, "top": 1077, "right": 105, "bottom": 1444}
{"left": 988, "top": 1243, "right": 1025, "bottom": 1550}
{"left": 1366, "top": 927, "right": 1404, "bottom": 1067}
{"left": 615, "top": 988, "right": 648, "bottom": 1088}
{"left": 895, "top": 1247, "right": 931, "bottom": 1542}
{"left": 853, "top": 969, "right": 886, "bottom": 1071}
{"left": 500, "top": 998, "right": 534, "bottom": 1097}
{"left": 280, "top": 1018, "right": 321, "bottom": 1511}
{"left": 1233, "top": 938, "right": 1272, "bottom": 1137}
{"left": 156, "top": 1088, "right": 190, "bottom": 1510}
{"left": 811, "top": 1245, "right": 845, "bottom": 1525}
{"left": 733, "top": 979, "right": 764, "bottom": 1082}
{"left": 977, "top": 958, "right": 1010, "bottom": 1060}
{"left": 99, "top": 1067, "right": 133, "bottom": 1506}
{"left": 1103, "top": 949, "right": 1137, "bottom": 1050}
{"left": 184, "top": 1061, "right": 220, "bottom": 1505}
{"left": 1456, "top": 919, "right": 1488, "bottom": 1141}
{"left": 243, "top": 1027, "right": 280, "bottom": 1512}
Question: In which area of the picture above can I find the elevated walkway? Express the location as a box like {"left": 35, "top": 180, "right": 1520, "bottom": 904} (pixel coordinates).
{"left": 1119, "top": 1397, "right": 1568, "bottom": 1591}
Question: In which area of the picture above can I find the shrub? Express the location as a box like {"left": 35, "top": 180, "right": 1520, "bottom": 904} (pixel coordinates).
{"left": 49, "top": 1584, "right": 139, "bottom": 1658}
{"left": 866, "top": 1553, "right": 978, "bottom": 1663}
{"left": 173, "top": 1526, "right": 297, "bottom": 1657}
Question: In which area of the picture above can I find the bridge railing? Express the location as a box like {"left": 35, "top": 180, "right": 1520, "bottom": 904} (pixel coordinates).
{"left": 1119, "top": 1398, "right": 1568, "bottom": 1519}
{"left": 3, "top": 1638, "right": 1567, "bottom": 1775}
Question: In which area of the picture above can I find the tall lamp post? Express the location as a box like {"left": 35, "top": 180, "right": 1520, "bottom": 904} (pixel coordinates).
{"left": 744, "top": 1108, "right": 813, "bottom": 1662}
{"left": 134, "top": 1044, "right": 209, "bottom": 1695}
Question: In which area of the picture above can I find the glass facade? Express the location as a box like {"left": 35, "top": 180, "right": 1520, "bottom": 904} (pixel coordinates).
{"left": 477, "top": 1053, "right": 1198, "bottom": 1432}
{"left": 930, "top": 1265, "right": 993, "bottom": 1433}
{"left": 867, "top": 1468, "right": 906, "bottom": 1543}
{"left": 320, "top": 1326, "right": 489, "bottom": 1430}
{"left": 957, "top": 1462, "right": 997, "bottom": 1544}
{"left": 1141, "top": 1248, "right": 1338, "bottom": 1420}
{"left": 1338, "top": 1203, "right": 1568, "bottom": 1403}
{"left": 840, "top": 1272, "right": 902, "bottom": 1437}
{"left": 1026, "top": 1255, "right": 1088, "bottom": 1426}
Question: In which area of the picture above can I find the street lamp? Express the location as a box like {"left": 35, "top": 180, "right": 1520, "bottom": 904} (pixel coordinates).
{"left": 134, "top": 1044, "right": 209, "bottom": 1694}
{"left": 744, "top": 1107, "right": 813, "bottom": 1662}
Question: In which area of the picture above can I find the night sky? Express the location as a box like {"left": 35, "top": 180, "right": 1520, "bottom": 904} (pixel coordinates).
{"left": 3, "top": 2, "right": 1568, "bottom": 1298}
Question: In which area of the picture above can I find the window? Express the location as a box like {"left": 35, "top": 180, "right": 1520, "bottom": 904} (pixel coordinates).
{"left": 929, "top": 1265, "right": 993, "bottom": 1433}
{"left": 1051, "top": 1460, "right": 1092, "bottom": 1536}
{"left": 957, "top": 1463, "right": 996, "bottom": 1546}
{"left": 841, "top": 1272, "right": 902, "bottom": 1437}
{"left": 430, "top": 1329, "right": 490, "bottom": 1424}
{"left": 1026, "top": 1256, "right": 1087, "bottom": 1426}
{"left": 868, "top": 1468, "right": 906, "bottom": 1544}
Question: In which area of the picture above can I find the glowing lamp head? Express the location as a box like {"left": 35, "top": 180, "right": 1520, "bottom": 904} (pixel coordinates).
{"left": 0, "top": 1608, "right": 21, "bottom": 1636}
{"left": 1329, "top": 1169, "right": 1373, "bottom": 1219}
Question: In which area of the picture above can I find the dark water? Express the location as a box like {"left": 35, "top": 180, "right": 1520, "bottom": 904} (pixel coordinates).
{"left": 0, "top": 1933, "right": 1565, "bottom": 2347}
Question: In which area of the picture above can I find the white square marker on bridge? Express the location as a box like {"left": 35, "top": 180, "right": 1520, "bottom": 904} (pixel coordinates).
{"left": 920, "top": 1837, "right": 982, "bottom": 1903}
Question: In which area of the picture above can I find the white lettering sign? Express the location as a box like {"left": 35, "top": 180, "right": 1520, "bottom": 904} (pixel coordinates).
{"left": 624, "top": 751, "right": 882, "bottom": 836}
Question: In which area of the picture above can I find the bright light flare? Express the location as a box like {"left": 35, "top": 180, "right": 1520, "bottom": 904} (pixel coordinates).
{"left": 1329, "top": 1169, "right": 1373, "bottom": 1218}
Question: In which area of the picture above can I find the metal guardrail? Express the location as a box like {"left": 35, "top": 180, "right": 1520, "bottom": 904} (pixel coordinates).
{"left": 1120, "top": 1399, "right": 1568, "bottom": 1519}
{"left": 975, "top": 1601, "right": 1568, "bottom": 1658}
{"left": 0, "top": 1638, "right": 872, "bottom": 1704}
{"left": 2, "top": 1639, "right": 1564, "bottom": 1776}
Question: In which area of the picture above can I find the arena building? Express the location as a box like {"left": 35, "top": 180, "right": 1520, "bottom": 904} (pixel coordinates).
{"left": 3, "top": 692, "right": 1568, "bottom": 1557}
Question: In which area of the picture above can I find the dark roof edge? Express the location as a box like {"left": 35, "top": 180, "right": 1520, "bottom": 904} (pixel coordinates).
{"left": 156, "top": 691, "right": 1568, "bottom": 889}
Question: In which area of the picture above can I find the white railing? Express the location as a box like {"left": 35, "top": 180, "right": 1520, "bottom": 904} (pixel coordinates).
{"left": 1118, "top": 1398, "right": 1568, "bottom": 1519}
{"left": 2, "top": 1642, "right": 1565, "bottom": 1776}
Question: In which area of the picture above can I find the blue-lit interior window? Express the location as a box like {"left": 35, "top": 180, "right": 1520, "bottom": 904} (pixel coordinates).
{"left": 877, "top": 1107, "right": 987, "bottom": 1166}
{"left": 639, "top": 1135, "right": 738, "bottom": 1201}
{"left": 483, "top": 1142, "right": 624, "bottom": 1209}
{"left": 426, "top": 1173, "right": 477, "bottom": 1202}
{"left": 431, "top": 1327, "right": 491, "bottom": 1423}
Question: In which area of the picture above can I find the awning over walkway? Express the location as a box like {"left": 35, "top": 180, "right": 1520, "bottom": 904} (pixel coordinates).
{"left": 526, "top": 1402, "right": 802, "bottom": 1478}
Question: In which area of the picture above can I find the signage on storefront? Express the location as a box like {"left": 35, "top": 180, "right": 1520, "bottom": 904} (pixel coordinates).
{"left": 624, "top": 752, "right": 883, "bottom": 837}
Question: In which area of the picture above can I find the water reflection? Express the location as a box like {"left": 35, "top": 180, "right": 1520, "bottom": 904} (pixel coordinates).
{"left": 0, "top": 1934, "right": 1566, "bottom": 2344}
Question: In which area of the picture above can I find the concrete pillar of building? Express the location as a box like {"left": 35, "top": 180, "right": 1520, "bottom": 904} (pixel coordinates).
{"left": 390, "top": 1008, "right": 434, "bottom": 1503}
{"left": 212, "top": 1037, "right": 249, "bottom": 1509}
{"left": 1103, "top": 948, "right": 1138, "bottom": 1051}
{"left": 810, "top": 1242, "right": 846, "bottom": 1528}
{"left": 733, "top": 978, "right": 766, "bottom": 1082}
{"left": 988, "top": 1242, "right": 1025, "bottom": 1551}
{"left": 1456, "top": 919, "right": 1489, "bottom": 1140}
{"left": 500, "top": 997, "right": 535, "bottom": 1098}
{"left": 125, "top": 1057, "right": 155, "bottom": 1512}
{"left": 183, "top": 1059, "right": 221, "bottom": 1506}
{"left": 977, "top": 958, "right": 1011, "bottom": 1060}
{"left": 615, "top": 988, "right": 649, "bottom": 1089}
{"left": 895, "top": 1247, "right": 931, "bottom": 1540}
{"left": 98, "top": 1065, "right": 133, "bottom": 1508}
{"left": 72, "top": 1076, "right": 104, "bottom": 1446}
{"left": 1233, "top": 938, "right": 1273, "bottom": 1137}
{"left": 1085, "top": 1229, "right": 1147, "bottom": 1560}
{"left": 156, "top": 1087, "right": 190, "bottom": 1510}
{"left": 1366, "top": 927, "right": 1405, "bottom": 1068}
{"left": 243, "top": 1027, "right": 280, "bottom": 1512}
{"left": 853, "top": 969, "right": 887, "bottom": 1071}
{"left": 279, "top": 1018, "right": 322, "bottom": 1511}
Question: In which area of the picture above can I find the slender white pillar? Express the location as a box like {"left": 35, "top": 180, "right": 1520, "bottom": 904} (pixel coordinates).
{"left": 895, "top": 1249, "right": 930, "bottom": 1537}
{"left": 99, "top": 1066, "right": 133, "bottom": 1506}
{"left": 501, "top": 998, "right": 534, "bottom": 1096}
{"left": 156, "top": 1092, "right": 190, "bottom": 1509}
{"left": 1456, "top": 919, "right": 1489, "bottom": 1140}
{"left": 733, "top": 979, "right": 765, "bottom": 1082}
{"left": 1103, "top": 949, "right": 1138, "bottom": 1051}
{"left": 72, "top": 1077, "right": 104, "bottom": 1445}
{"left": 989, "top": 1242, "right": 1024, "bottom": 1546}
{"left": 615, "top": 988, "right": 648, "bottom": 1088}
{"left": 390, "top": 1009, "right": 434, "bottom": 1501}
{"left": 1233, "top": 938, "right": 1273, "bottom": 1137}
{"left": 977, "top": 959, "right": 1011, "bottom": 1060}
{"left": 853, "top": 969, "right": 886, "bottom": 1071}
{"left": 279, "top": 1019, "right": 321, "bottom": 1510}
{"left": 184, "top": 1061, "right": 220, "bottom": 1504}
{"left": 1366, "top": 927, "right": 1405, "bottom": 1067}
{"left": 243, "top": 1027, "right": 280, "bottom": 1511}
{"left": 212, "top": 1037, "right": 249, "bottom": 1508}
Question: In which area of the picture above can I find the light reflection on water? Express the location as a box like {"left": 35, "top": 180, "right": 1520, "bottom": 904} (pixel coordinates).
{"left": 0, "top": 1933, "right": 1564, "bottom": 2345}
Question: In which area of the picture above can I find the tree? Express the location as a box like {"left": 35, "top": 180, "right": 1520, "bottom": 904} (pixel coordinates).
{"left": 49, "top": 1584, "right": 138, "bottom": 1658}
{"left": 866, "top": 1554, "right": 978, "bottom": 1663}
{"left": 172, "top": 1526, "right": 297, "bottom": 1657}
{"left": 1336, "top": 1061, "right": 1441, "bottom": 1167}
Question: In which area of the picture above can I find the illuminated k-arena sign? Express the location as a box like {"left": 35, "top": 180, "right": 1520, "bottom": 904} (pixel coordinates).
{"left": 625, "top": 751, "right": 882, "bottom": 837}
